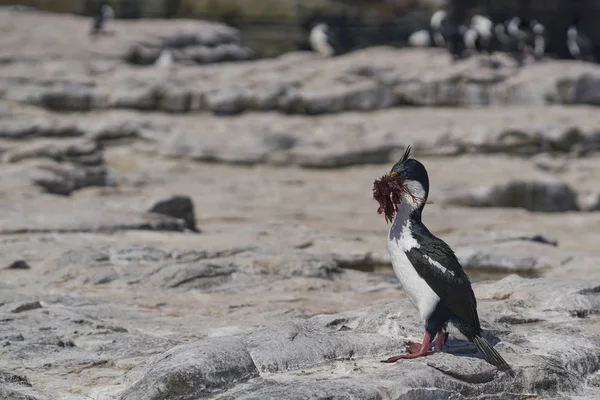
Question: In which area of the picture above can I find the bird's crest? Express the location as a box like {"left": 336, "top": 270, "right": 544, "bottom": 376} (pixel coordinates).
{"left": 399, "top": 145, "right": 412, "bottom": 164}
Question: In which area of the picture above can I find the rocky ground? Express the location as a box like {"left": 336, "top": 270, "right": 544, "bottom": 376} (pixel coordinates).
{"left": 1, "top": 9, "right": 600, "bottom": 400}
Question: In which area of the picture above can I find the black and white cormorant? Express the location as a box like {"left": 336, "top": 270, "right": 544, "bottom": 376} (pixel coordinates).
{"left": 505, "top": 17, "right": 546, "bottom": 64}
{"left": 531, "top": 21, "right": 546, "bottom": 61}
{"left": 309, "top": 22, "right": 336, "bottom": 57}
{"left": 462, "top": 25, "right": 479, "bottom": 56}
{"left": 494, "top": 21, "right": 514, "bottom": 53}
{"left": 506, "top": 17, "right": 530, "bottom": 64}
{"left": 430, "top": 10, "right": 447, "bottom": 48}
{"left": 379, "top": 147, "right": 513, "bottom": 374}
{"left": 90, "top": 3, "right": 114, "bottom": 35}
{"left": 461, "top": 15, "right": 494, "bottom": 63}
{"left": 470, "top": 14, "right": 493, "bottom": 53}
{"left": 567, "top": 25, "right": 596, "bottom": 63}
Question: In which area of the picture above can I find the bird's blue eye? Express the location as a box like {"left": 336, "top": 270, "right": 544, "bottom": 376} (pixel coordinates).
{"left": 400, "top": 171, "right": 407, "bottom": 177}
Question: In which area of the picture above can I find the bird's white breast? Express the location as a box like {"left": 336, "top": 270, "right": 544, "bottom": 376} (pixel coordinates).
{"left": 309, "top": 25, "right": 334, "bottom": 57}
{"left": 388, "top": 201, "right": 440, "bottom": 322}
{"left": 408, "top": 30, "right": 431, "bottom": 47}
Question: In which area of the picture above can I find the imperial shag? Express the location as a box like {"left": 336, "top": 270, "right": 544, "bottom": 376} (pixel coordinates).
{"left": 379, "top": 146, "right": 513, "bottom": 374}
{"left": 90, "top": 4, "right": 114, "bottom": 36}
{"left": 309, "top": 22, "right": 336, "bottom": 57}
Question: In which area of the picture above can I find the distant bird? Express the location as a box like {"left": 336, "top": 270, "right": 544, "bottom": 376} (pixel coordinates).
{"left": 376, "top": 146, "right": 513, "bottom": 374}
{"left": 155, "top": 49, "right": 174, "bottom": 68}
{"left": 469, "top": 14, "right": 494, "bottom": 57}
{"left": 494, "top": 22, "right": 513, "bottom": 52}
{"left": 447, "top": 25, "right": 468, "bottom": 60}
{"left": 506, "top": 17, "right": 525, "bottom": 43}
{"left": 408, "top": 29, "right": 432, "bottom": 47}
{"left": 90, "top": 3, "right": 114, "bottom": 35}
{"left": 567, "top": 25, "right": 596, "bottom": 62}
{"left": 506, "top": 17, "right": 535, "bottom": 65}
{"left": 309, "top": 22, "right": 336, "bottom": 57}
{"left": 462, "top": 26, "right": 479, "bottom": 56}
{"left": 430, "top": 10, "right": 447, "bottom": 48}
{"left": 471, "top": 15, "right": 493, "bottom": 40}
{"left": 531, "top": 21, "right": 546, "bottom": 60}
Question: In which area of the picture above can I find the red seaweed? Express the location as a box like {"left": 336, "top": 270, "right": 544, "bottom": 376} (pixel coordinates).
{"left": 372, "top": 175, "right": 430, "bottom": 223}
{"left": 372, "top": 174, "right": 404, "bottom": 224}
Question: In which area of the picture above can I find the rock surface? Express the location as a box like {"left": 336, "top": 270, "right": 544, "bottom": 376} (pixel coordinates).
{"left": 149, "top": 195, "right": 198, "bottom": 232}
{"left": 0, "top": 8, "right": 252, "bottom": 65}
{"left": 2, "top": 12, "right": 600, "bottom": 116}
{"left": 445, "top": 174, "right": 580, "bottom": 212}
{"left": 2, "top": 105, "right": 600, "bottom": 181}
{"left": 94, "top": 276, "right": 600, "bottom": 399}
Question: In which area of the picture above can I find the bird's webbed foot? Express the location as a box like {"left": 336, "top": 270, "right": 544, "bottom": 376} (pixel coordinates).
{"left": 405, "top": 341, "right": 424, "bottom": 354}
{"left": 380, "top": 331, "right": 434, "bottom": 363}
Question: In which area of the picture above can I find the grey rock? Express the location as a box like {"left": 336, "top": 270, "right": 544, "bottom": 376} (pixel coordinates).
{"left": 0, "top": 138, "right": 112, "bottom": 195}
{"left": 532, "top": 154, "right": 568, "bottom": 173}
{"left": 78, "top": 106, "right": 600, "bottom": 169}
{"left": 538, "top": 126, "right": 586, "bottom": 153}
{"left": 4, "top": 46, "right": 600, "bottom": 115}
{"left": 108, "top": 276, "right": 600, "bottom": 400}
{"left": 290, "top": 144, "right": 395, "bottom": 168}
{"left": 0, "top": 370, "right": 31, "bottom": 386}
{"left": 156, "top": 85, "right": 191, "bottom": 113}
{"left": 31, "top": 160, "right": 111, "bottom": 196}
{"left": 24, "top": 83, "right": 94, "bottom": 111}
{"left": 149, "top": 195, "right": 198, "bottom": 232}
{"left": 42, "top": 243, "right": 343, "bottom": 290}
{"left": 244, "top": 82, "right": 291, "bottom": 111}
{"left": 232, "top": 381, "right": 382, "bottom": 400}
{"left": 111, "top": 82, "right": 157, "bottom": 110}
{"left": 0, "top": 116, "right": 82, "bottom": 140}
{"left": 182, "top": 44, "right": 254, "bottom": 64}
{"left": 588, "top": 371, "right": 600, "bottom": 387}
{"left": 573, "top": 74, "right": 600, "bottom": 106}
{"left": 6, "top": 260, "right": 31, "bottom": 270}
{"left": 297, "top": 89, "right": 345, "bottom": 115}
{"left": 450, "top": 237, "right": 571, "bottom": 274}
{"left": 11, "top": 301, "right": 42, "bottom": 313}
{"left": 0, "top": 387, "right": 42, "bottom": 400}
{"left": 581, "top": 191, "right": 600, "bottom": 211}
{"left": 205, "top": 88, "right": 246, "bottom": 116}
{"left": 243, "top": 322, "right": 401, "bottom": 373}
{"left": 150, "top": 260, "right": 238, "bottom": 290}
{"left": 0, "top": 117, "right": 39, "bottom": 139}
{"left": 342, "top": 81, "right": 397, "bottom": 111}
{"left": 0, "top": 9, "right": 250, "bottom": 65}
{"left": 118, "top": 337, "right": 260, "bottom": 400}
{"left": 0, "top": 196, "right": 187, "bottom": 233}
{"left": 2, "top": 139, "right": 100, "bottom": 163}
{"left": 82, "top": 120, "right": 140, "bottom": 142}
{"left": 446, "top": 175, "right": 579, "bottom": 212}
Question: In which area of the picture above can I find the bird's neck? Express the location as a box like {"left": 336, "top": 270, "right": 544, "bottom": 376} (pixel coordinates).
{"left": 389, "top": 179, "right": 428, "bottom": 237}
{"left": 392, "top": 196, "right": 425, "bottom": 228}
{"left": 388, "top": 200, "right": 425, "bottom": 245}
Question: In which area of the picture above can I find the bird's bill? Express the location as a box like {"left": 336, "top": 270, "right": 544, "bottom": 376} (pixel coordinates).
{"left": 388, "top": 171, "right": 399, "bottom": 177}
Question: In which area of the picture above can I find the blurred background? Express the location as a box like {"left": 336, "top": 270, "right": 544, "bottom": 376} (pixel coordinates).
{"left": 2, "top": 1, "right": 600, "bottom": 398}
{"left": 3, "top": 0, "right": 600, "bottom": 59}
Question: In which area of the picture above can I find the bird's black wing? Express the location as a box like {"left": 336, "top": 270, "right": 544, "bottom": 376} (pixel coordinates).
{"left": 405, "top": 227, "right": 480, "bottom": 334}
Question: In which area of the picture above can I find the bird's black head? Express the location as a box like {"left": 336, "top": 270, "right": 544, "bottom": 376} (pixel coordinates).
{"left": 389, "top": 146, "right": 430, "bottom": 207}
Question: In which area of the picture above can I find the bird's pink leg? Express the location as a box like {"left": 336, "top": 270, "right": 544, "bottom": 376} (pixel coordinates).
{"left": 435, "top": 329, "right": 446, "bottom": 350}
{"left": 381, "top": 331, "right": 433, "bottom": 363}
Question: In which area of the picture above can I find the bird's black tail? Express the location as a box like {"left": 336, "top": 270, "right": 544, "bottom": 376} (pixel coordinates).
{"left": 472, "top": 335, "right": 514, "bottom": 376}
